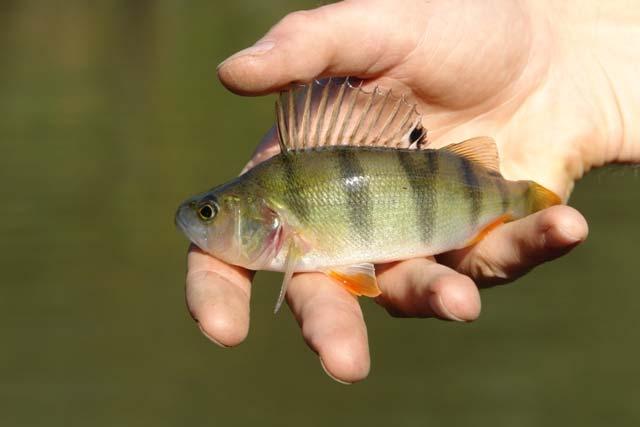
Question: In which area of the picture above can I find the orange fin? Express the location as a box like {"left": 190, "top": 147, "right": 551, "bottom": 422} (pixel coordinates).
{"left": 325, "top": 263, "right": 381, "bottom": 297}
{"left": 466, "top": 214, "right": 513, "bottom": 247}
{"left": 529, "top": 182, "right": 562, "bottom": 212}
{"left": 441, "top": 137, "right": 501, "bottom": 174}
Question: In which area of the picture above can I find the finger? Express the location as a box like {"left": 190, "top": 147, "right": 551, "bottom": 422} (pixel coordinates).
{"left": 438, "top": 205, "right": 588, "bottom": 287}
{"left": 375, "top": 258, "right": 481, "bottom": 321}
{"left": 185, "top": 244, "right": 253, "bottom": 347}
{"left": 286, "top": 272, "right": 369, "bottom": 384}
{"left": 217, "top": 2, "right": 419, "bottom": 95}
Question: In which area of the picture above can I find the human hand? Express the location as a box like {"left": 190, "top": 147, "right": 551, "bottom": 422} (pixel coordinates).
{"left": 187, "top": 0, "right": 638, "bottom": 383}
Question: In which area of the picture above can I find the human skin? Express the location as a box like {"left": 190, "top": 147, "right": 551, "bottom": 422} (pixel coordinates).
{"left": 185, "top": 0, "right": 639, "bottom": 383}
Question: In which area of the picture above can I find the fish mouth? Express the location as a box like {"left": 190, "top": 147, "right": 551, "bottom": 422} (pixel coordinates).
{"left": 175, "top": 204, "right": 209, "bottom": 251}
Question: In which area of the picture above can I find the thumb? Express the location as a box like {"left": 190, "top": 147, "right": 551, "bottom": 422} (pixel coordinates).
{"left": 216, "top": 2, "right": 419, "bottom": 95}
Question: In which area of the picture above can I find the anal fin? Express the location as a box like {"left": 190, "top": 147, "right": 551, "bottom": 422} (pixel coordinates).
{"left": 465, "top": 214, "right": 513, "bottom": 247}
{"left": 324, "top": 263, "right": 381, "bottom": 297}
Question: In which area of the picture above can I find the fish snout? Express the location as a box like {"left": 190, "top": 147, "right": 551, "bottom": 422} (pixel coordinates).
{"left": 175, "top": 202, "right": 209, "bottom": 251}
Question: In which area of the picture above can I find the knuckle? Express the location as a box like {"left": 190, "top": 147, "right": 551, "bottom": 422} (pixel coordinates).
{"left": 376, "top": 294, "right": 435, "bottom": 319}
{"left": 386, "top": 307, "right": 409, "bottom": 318}
{"left": 375, "top": 296, "right": 409, "bottom": 318}
{"left": 467, "top": 248, "right": 514, "bottom": 286}
{"left": 279, "top": 10, "right": 317, "bottom": 29}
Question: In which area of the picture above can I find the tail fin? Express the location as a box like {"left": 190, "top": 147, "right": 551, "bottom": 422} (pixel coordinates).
{"left": 528, "top": 182, "right": 562, "bottom": 212}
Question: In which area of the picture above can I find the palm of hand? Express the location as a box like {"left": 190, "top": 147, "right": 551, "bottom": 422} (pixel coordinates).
{"left": 187, "top": 0, "right": 592, "bottom": 383}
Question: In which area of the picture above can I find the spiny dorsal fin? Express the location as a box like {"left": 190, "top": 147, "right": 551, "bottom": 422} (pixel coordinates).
{"left": 441, "top": 137, "right": 501, "bottom": 174}
{"left": 275, "top": 78, "right": 427, "bottom": 153}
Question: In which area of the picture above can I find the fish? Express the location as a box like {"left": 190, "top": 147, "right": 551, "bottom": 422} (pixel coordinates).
{"left": 175, "top": 78, "right": 561, "bottom": 312}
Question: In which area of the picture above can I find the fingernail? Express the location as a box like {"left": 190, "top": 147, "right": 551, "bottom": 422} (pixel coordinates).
{"left": 429, "top": 294, "right": 465, "bottom": 322}
{"left": 217, "top": 39, "right": 275, "bottom": 69}
{"left": 198, "top": 323, "right": 230, "bottom": 348}
{"left": 319, "top": 357, "right": 352, "bottom": 385}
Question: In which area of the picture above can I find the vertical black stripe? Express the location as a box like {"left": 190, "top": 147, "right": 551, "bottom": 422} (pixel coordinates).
{"left": 459, "top": 157, "right": 482, "bottom": 228}
{"left": 495, "top": 177, "right": 510, "bottom": 213}
{"left": 396, "top": 150, "right": 436, "bottom": 243}
{"left": 425, "top": 150, "right": 439, "bottom": 205}
{"left": 337, "top": 149, "right": 371, "bottom": 241}
{"left": 280, "top": 153, "right": 310, "bottom": 221}
{"left": 423, "top": 150, "right": 438, "bottom": 241}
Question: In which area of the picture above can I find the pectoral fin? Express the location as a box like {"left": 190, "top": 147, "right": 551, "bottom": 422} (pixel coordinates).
{"left": 274, "top": 239, "right": 302, "bottom": 314}
{"left": 324, "top": 263, "right": 381, "bottom": 297}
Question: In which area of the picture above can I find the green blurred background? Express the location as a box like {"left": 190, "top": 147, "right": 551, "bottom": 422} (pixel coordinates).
{"left": 2, "top": 1, "right": 639, "bottom": 426}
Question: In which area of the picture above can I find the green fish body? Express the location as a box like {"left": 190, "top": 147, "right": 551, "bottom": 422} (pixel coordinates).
{"left": 176, "top": 79, "right": 560, "bottom": 311}
{"left": 232, "top": 145, "right": 550, "bottom": 270}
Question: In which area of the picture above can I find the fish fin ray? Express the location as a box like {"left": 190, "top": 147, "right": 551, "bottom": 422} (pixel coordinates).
{"left": 274, "top": 238, "right": 302, "bottom": 314}
{"left": 275, "top": 78, "right": 428, "bottom": 152}
{"left": 465, "top": 213, "right": 513, "bottom": 247}
{"left": 528, "top": 182, "right": 562, "bottom": 212}
{"left": 275, "top": 97, "right": 288, "bottom": 153}
{"left": 324, "top": 263, "right": 381, "bottom": 297}
{"left": 441, "top": 137, "right": 501, "bottom": 173}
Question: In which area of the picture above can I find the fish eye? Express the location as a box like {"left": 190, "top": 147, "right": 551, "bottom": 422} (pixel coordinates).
{"left": 197, "top": 203, "right": 217, "bottom": 221}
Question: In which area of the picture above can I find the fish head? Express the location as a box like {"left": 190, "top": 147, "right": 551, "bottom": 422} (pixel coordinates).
{"left": 175, "top": 185, "right": 282, "bottom": 269}
{"left": 175, "top": 191, "right": 222, "bottom": 254}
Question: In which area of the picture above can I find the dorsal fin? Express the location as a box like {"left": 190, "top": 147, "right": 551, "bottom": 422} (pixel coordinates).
{"left": 275, "top": 78, "right": 427, "bottom": 153}
{"left": 441, "top": 137, "right": 501, "bottom": 174}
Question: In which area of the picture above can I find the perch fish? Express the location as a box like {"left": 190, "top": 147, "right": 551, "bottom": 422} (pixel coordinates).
{"left": 175, "top": 79, "right": 560, "bottom": 312}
